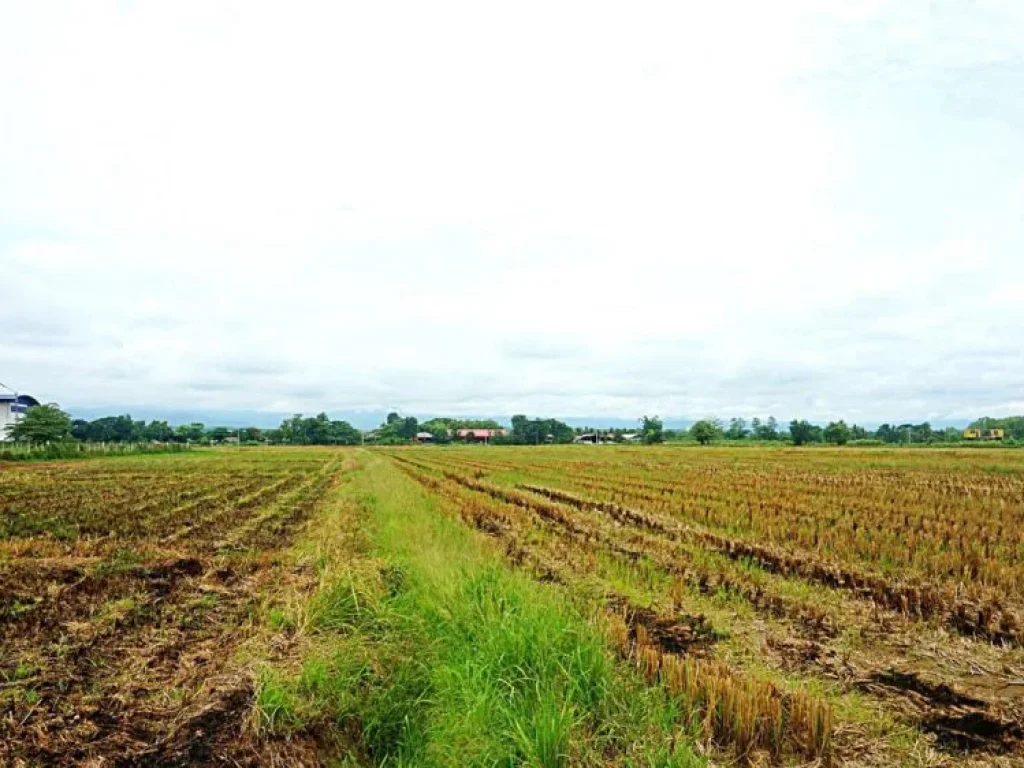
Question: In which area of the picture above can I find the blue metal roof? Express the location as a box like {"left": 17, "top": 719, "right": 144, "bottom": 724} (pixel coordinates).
{"left": 0, "top": 394, "right": 39, "bottom": 406}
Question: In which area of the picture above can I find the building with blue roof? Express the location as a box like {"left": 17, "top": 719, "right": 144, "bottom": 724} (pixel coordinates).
{"left": 1, "top": 393, "right": 40, "bottom": 440}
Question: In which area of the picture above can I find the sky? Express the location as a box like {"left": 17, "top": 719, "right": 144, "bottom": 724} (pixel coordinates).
{"left": 1, "top": 1, "right": 1023, "bottom": 427}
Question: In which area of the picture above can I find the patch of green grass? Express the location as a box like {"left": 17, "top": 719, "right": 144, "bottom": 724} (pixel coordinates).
{"left": 12, "top": 662, "right": 40, "bottom": 681}
{"left": 254, "top": 666, "right": 305, "bottom": 734}
{"left": 267, "top": 606, "right": 296, "bottom": 631}
{"left": 93, "top": 547, "right": 143, "bottom": 577}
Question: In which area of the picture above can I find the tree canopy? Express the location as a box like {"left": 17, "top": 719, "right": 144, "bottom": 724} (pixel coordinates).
{"left": 7, "top": 404, "right": 73, "bottom": 443}
{"left": 725, "top": 418, "right": 749, "bottom": 440}
{"left": 690, "top": 419, "right": 722, "bottom": 445}
{"left": 789, "top": 419, "right": 820, "bottom": 446}
{"left": 823, "top": 420, "right": 851, "bottom": 445}
{"left": 506, "top": 415, "right": 574, "bottom": 444}
{"left": 640, "top": 415, "right": 664, "bottom": 444}
{"left": 280, "top": 413, "right": 362, "bottom": 445}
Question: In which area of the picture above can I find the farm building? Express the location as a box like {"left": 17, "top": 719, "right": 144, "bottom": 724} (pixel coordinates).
{"left": 414, "top": 431, "right": 435, "bottom": 443}
{"left": 0, "top": 393, "right": 40, "bottom": 440}
{"left": 574, "top": 432, "right": 618, "bottom": 445}
{"left": 456, "top": 428, "right": 507, "bottom": 443}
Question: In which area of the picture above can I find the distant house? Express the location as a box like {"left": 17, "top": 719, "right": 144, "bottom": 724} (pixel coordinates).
{"left": 457, "top": 428, "right": 507, "bottom": 443}
{"left": 0, "top": 393, "right": 40, "bottom": 440}
{"left": 620, "top": 433, "right": 641, "bottom": 443}
{"left": 414, "top": 431, "right": 435, "bottom": 443}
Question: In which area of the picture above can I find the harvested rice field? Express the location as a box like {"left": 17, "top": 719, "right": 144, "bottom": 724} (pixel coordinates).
{"left": 3, "top": 446, "right": 1023, "bottom": 766}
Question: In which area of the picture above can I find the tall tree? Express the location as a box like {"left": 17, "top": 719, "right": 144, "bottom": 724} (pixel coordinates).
{"left": 725, "top": 418, "right": 749, "bottom": 440}
{"left": 789, "top": 420, "right": 816, "bottom": 446}
{"left": 175, "top": 423, "right": 206, "bottom": 443}
{"left": 143, "top": 420, "right": 175, "bottom": 442}
{"left": 753, "top": 416, "right": 779, "bottom": 440}
{"left": 823, "top": 420, "right": 851, "bottom": 445}
{"left": 640, "top": 415, "right": 664, "bottom": 444}
{"left": 6, "top": 404, "right": 73, "bottom": 443}
{"left": 508, "top": 415, "right": 573, "bottom": 444}
{"left": 875, "top": 423, "right": 898, "bottom": 443}
{"left": 690, "top": 420, "right": 721, "bottom": 445}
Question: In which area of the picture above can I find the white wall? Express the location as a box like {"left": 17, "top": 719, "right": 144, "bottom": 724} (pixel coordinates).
{"left": 0, "top": 402, "right": 19, "bottom": 440}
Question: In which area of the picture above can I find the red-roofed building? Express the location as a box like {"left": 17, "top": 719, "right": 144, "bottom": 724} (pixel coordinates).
{"left": 456, "top": 428, "right": 507, "bottom": 443}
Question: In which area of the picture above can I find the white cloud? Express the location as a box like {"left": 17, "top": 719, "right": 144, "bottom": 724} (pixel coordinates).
{"left": 1, "top": 1, "right": 1022, "bottom": 423}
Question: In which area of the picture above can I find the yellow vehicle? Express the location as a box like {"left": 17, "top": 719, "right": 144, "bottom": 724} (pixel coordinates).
{"left": 963, "top": 428, "right": 1005, "bottom": 441}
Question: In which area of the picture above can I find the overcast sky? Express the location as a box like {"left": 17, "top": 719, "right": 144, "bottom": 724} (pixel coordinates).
{"left": 2, "top": 1, "right": 1022, "bottom": 424}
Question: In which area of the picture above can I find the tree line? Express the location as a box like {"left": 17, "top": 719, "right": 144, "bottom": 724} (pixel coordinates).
{"left": 669, "top": 417, "right": 1024, "bottom": 445}
{"left": 7, "top": 403, "right": 1024, "bottom": 448}
{"left": 366, "top": 413, "right": 577, "bottom": 445}
{"left": 7, "top": 407, "right": 366, "bottom": 446}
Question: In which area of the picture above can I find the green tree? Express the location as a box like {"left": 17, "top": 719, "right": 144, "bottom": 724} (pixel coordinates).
{"left": 690, "top": 419, "right": 721, "bottom": 445}
{"left": 143, "top": 420, "right": 175, "bottom": 442}
{"left": 6, "top": 403, "right": 73, "bottom": 443}
{"left": 823, "top": 420, "right": 851, "bottom": 445}
{"left": 71, "top": 419, "right": 90, "bottom": 441}
{"left": 80, "top": 414, "right": 143, "bottom": 442}
{"left": 509, "top": 414, "right": 573, "bottom": 445}
{"left": 327, "top": 419, "right": 361, "bottom": 445}
{"left": 398, "top": 416, "right": 419, "bottom": 440}
{"left": 875, "top": 423, "right": 898, "bottom": 443}
{"left": 420, "top": 419, "right": 453, "bottom": 443}
{"left": 207, "top": 426, "right": 236, "bottom": 443}
{"left": 306, "top": 413, "right": 333, "bottom": 444}
{"left": 753, "top": 416, "right": 779, "bottom": 440}
{"left": 789, "top": 420, "right": 818, "bottom": 446}
{"left": 372, "top": 413, "right": 420, "bottom": 443}
{"left": 278, "top": 413, "right": 363, "bottom": 445}
{"left": 725, "top": 418, "right": 749, "bottom": 440}
{"left": 640, "top": 415, "right": 664, "bottom": 444}
{"left": 175, "top": 422, "right": 206, "bottom": 443}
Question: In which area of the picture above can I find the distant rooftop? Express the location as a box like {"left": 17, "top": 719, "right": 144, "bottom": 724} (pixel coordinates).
{"left": 0, "top": 394, "right": 39, "bottom": 406}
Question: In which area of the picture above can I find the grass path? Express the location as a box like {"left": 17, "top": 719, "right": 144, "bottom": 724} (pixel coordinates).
{"left": 256, "top": 450, "right": 704, "bottom": 767}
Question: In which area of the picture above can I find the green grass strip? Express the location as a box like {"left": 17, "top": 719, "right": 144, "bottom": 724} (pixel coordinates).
{"left": 257, "top": 452, "right": 705, "bottom": 767}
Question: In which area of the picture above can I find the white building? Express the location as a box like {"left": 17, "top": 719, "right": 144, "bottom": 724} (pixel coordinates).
{"left": 0, "top": 393, "right": 39, "bottom": 440}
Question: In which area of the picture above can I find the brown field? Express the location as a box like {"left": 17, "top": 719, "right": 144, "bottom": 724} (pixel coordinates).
{"left": 0, "top": 450, "right": 344, "bottom": 766}
{"left": 3, "top": 445, "right": 1023, "bottom": 766}
{"left": 387, "top": 445, "right": 1024, "bottom": 765}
